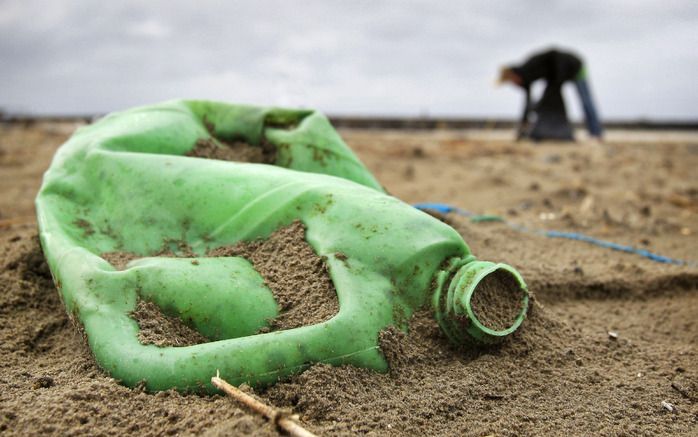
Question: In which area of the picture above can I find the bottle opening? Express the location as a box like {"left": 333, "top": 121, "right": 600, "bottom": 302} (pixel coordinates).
{"left": 466, "top": 267, "right": 527, "bottom": 333}
{"left": 432, "top": 259, "right": 529, "bottom": 345}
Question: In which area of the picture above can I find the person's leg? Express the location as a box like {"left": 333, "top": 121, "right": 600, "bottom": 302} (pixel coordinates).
{"left": 574, "top": 77, "right": 603, "bottom": 138}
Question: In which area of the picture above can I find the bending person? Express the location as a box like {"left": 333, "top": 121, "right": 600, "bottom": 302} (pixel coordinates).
{"left": 499, "top": 47, "right": 603, "bottom": 142}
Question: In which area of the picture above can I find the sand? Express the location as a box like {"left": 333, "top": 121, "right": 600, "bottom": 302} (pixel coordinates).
{"left": 131, "top": 300, "right": 209, "bottom": 347}
{"left": 186, "top": 138, "right": 276, "bottom": 164}
{"left": 208, "top": 220, "right": 339, "bottom": 331}
{"left": 186, "top": 116, "right": 277, "bottom": 164}
{"left": 468, "top": 268, "right": 525, "bottom": 331}
{"left": 0, "top": 229, "right": 276, "bottom": 436}
{"left": 1, "top": 121, "right": 697, "bottom": 435}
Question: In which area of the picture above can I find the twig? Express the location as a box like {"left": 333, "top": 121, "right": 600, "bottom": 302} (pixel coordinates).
{"left": 211, "top": 371, "right": 317, "bottom": 437}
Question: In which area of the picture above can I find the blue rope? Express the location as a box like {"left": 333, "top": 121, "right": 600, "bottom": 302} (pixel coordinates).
{"left": 412, "top": 202, "right": 473, "bottom": 216}
{"left": 541, "top": 230, "right": 686, "bottom": 265}
{"left": 414, "top": 202, "right": 692, "bottom": 266}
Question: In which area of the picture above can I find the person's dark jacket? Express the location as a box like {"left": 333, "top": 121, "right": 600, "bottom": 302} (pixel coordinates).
{"left": 511, "top": 48, "right": 582, "bottom": 87}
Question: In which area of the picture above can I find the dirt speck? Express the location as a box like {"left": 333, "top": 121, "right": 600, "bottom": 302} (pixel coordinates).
{"left": 73, "top": 218, "right": 94, "bottom": 236}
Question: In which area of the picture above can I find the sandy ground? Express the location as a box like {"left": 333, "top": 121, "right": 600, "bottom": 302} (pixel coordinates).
{"left": 1, "top": 121, "right": 697, "bottom": 436}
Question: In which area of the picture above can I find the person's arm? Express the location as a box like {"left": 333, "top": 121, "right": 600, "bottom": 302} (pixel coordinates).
{"left": 517, "top": 86, "right": 531, "bottom": 140}
{"left": 513, "top": 50, "right": 553, "bottom": 85}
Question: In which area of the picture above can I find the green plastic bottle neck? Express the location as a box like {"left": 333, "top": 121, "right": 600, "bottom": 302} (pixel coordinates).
{"left": 431, "top": 257, "right": 529, "bottom": 345}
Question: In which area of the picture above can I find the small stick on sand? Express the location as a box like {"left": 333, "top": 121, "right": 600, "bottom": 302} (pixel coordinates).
{"left": 211, "top": 371, "right": 317, "bottom": 437}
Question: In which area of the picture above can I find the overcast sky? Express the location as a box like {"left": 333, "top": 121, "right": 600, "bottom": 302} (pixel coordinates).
{"left": 1, "top": 0, "right": 697, "bottom": 119}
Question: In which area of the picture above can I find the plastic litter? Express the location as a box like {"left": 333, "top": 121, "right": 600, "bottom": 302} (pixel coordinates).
{"left": 36, "top": 100, "right": 529, "bottom": 391}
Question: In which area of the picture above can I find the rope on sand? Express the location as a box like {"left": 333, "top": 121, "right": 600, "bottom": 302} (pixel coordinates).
{"left": 413, "top": 202, "right": 694, "bottom": 267}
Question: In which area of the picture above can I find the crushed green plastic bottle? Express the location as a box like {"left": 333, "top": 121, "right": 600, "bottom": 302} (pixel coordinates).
{"left": 36, "top": 99, "right": 529, "bottom": 392}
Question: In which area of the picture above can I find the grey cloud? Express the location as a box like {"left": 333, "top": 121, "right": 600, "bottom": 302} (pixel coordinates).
{"left": 0, "top": 0, "right": 696, "bottom": 118}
